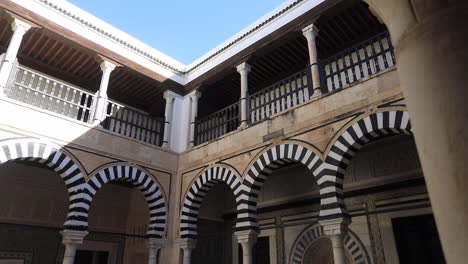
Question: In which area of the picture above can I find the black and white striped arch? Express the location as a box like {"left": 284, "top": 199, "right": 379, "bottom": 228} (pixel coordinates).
{"left": 180, "top": 166, "right": 242, "bottom": 239}
{"left": 289, "top": 223, "right": 371, "bottom": 264}
{"left": 84, "top": 165, "right": 167, "bottom": 238}
{"left": 240, "top": 143, "right": 322, "bottom": 231}
{"left": 319, "top": 110, "right": 411, "bottom": 220}
{"left": 0, "top": 138, "right": 87, "bottom": 230}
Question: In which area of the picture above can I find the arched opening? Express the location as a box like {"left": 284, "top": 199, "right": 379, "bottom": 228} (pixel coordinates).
{"left": 193, "top": 182, "right": 237, "bottom": 264}
{"left": 0, "top": 160, "right": 69, "bottom": 263}
{"left": 82, "top": 166, "right": 166, "bottom": 264}
{"left": 84, "top": 180, "right": 151, "bottom": 264}
{"left": 303, "top": 237, "right": 351, "bottom": 264}
{"left": 342, "top": 134, "right": 446, "bottom": 263}
{"left": 239, "top": 143, "right": 322, "bottom": 262}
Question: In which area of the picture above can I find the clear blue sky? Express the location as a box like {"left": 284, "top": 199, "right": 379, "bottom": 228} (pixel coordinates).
{"left": 67, "top": 0, "right": 286, "bottom": 64}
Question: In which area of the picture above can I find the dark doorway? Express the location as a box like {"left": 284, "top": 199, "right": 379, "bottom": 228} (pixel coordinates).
{"left": 392, "top": 214, "right": 445, "bottom": 264}
{"left": 75, "top": 250, "right": 109, "bottom": 264}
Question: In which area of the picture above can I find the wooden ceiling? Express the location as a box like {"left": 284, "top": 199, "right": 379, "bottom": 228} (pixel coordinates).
{"left": 197, "top": 0, "right": 386, "bottom": 117}
{"left": 0, "top": 10, "right": 175, "bottom": 116}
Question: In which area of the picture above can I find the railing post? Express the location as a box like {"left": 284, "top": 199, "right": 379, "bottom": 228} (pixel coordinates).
{"left": 188, "top": 90, "right": 201, "bottom": 148}
{"left": 92, "top": 60, "right": 116, "bottom": 125}
{"left": 162, "top": 90, "right": 176, "bottom": 149}
{"left": 236, "top": 62, "right": 251, "bottom": 128}
{"left": 0, "top": 18, "right": 31, "bottom": 95}
{"left": 302, "top": 24, "right": 322, "bottom": 98}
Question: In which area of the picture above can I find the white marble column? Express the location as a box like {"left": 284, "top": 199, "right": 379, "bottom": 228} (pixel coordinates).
{"left": 320, "top": 218, "right": 350, "bottom": 264}
{"left": 236, "top": 62, "right": 251, "bottom": 128}
{"left": 302, "top": 24, "right": 322, "bottom": 98}
{"left": 147, "top": 238, "right": 168, "bottom": 264}
{"left": 188, "top": 90, "right": 201, "bottom": 148}
{"left": 235, "top": 230, "right": 259, "bottom": 264}
{"left": 162, "top": 90, "right": 176, "bottom": 149}
{"left": 0, "top": 18, "right": 31, "bottom": 94}
{"left": 60, "top": 230, "right": 88, "bottom": 264}
{"left": 92, "top": 61, "right": 116, "bottom": 124}
{"left": 178, "top": 238, "right": 196, "bottom": 264}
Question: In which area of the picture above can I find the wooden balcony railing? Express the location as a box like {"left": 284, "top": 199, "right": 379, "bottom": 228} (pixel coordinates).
{"left": 5, "top": 64, "right": 165, "bottom": 147}
{"left": 6, "top": 64, "right": 95, "bottom": 123}
{"left": 195, "top": 102, "right": 240, "bottom": 145}
{"left": 194, "top": 31, "right": 395, "bottom": 146}
{"left": 319, "top": 31, "right": 395, "bottom": 92}
{"left": 104, "top": 100, "right": 165, "bottom": 146}
{"left": 249, "top": 67, "right": 311, "bottom": 124}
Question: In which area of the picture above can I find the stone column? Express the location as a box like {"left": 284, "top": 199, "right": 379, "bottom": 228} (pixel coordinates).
{"left": 162, "top": 91, "right": 176, "bottom": 149}
{"left": 188, "top": 90, "right": 201, "bottom": 148}
{"left": 236, "top": 62, "right": 251, "bottom": 128}
{"left": 320, "top": 218, "right": 350, "bottom": 264}
{"left": 60, "top": 230, "right": 88, "bottom": 264}
{"left": 302, "top": 24, "right": 322, "bottom": 98}
{"left": 0, "top": 18, "right": 31, "bottom": 94}
{"left": 147, "top": 238, "right": 167, "bottom": 264}
{"left": 235, "top": 229, "right": 259, "bottom": 264}
{"left": 178, "top": 238, "right": 196, "bottom": 264}
{"left": 92, "top": 61, "right": 116, "bottom": 124}
{"left": 362, "top": 0, "right": 468, "bottom": 262}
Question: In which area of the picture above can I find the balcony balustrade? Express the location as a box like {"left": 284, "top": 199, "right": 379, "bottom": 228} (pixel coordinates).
{"left": 194, "top": 31, "right": 395, "bottom": 146}
{"left": 4, "top": 64, "right": 164, "bottom": 146}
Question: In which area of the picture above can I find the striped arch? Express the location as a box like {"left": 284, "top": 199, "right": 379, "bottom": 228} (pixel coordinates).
{"left": 0, "top": 138, "right": 86, "bottom": 230}
{"left": 289, "top": 223, "right": 371, "bottom": 264}
{"left": 240, "top": 143, "right": 322, "bottom": 230}
{"left": 319, "top": 110, "right": 412, "bottom": 220}
{"left": 84, "top": 164, "right": 167, "bottom": 238}
{"left": 180, "top": 166, "right": 242, "bottom": 239}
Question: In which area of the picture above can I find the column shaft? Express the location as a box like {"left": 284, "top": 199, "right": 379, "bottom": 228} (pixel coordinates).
{"left": 188, "top": 91, "right": 201, "bottom": 148}
{"left": 162, "top": 93, "right": 174, "bottom": 148}
{"left": 182, "top": 248, "right": 192, "bottom": 264}
{"left": 329, "top": 235, "right": 347, "bottom": 264}
{"left": 62, "top": 244, "right": 77, "bottom": 264}
{"left": 236, "top": 63, "right": 251, "bottom": 128}
{"left": 302, "top": 24, "right": 322, "bottom": 97}
{"left": 392, "top": 7, "right": 468, "bottom": 262}
{"left": 0, "top": 19, "right": 31, "bottom": 92}
{"left": 148, "top": 248, "right": 158, "bottom": 264}
{"left": 241, "top": 241, "right": 253, "bottom": 264}
{"left": 92, "top": 61, "right": 116, "bottom": 123}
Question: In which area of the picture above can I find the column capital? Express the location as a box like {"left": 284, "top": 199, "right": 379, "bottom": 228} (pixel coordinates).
{"left": 302, "top": 24, "right": 319, "bottom": 40}
{"left": 177, "top": 238, "right": 197, "bottom": 250}
{"left": 60, "top": 229, "right": 88, "bottom": 245}
{"left": 100, "top": 60, "right": 116, "bottom": 73}
{"left": 234, "top": 229, "right": 259, "bottom": 244}
{"left": 163, "top": 90, "right": 179, "bottom": 101}
{"left": 236, "top": 62, "right": 251, "bottom": 75}
{"left": 147, "top": 238, "right": 169, "bottom": 250}
{"left": 187, "top": 89, "right": 202, "bottom": 100}
{"left": 319, "top": 218, "right": 351, "bottom": 236}
{"left": 11, "top": 18, "right": 32, "bottom": 33}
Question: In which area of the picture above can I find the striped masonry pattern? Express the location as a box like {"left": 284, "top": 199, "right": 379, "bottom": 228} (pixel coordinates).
{"left": 0, "top": 139, "right": 86, "bottom": 230}
{"left": 84, "top": 165, "right": 166, "bottom": 238}
{"left": 319, "top": 111, "right": 411, "bottom": 220}
{"left": 289, "top": 223, "right": 370, "bottom": 264}
{"left": 180, "top": 166, "right": 242, "bottom": 238}
{"left": 240, "top": 144, "right": 322, "bottom": 231}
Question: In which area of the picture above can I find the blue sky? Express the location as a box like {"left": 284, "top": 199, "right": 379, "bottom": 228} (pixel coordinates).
{"left": 67, "top": 0, "right": 286, "bottom": 64}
